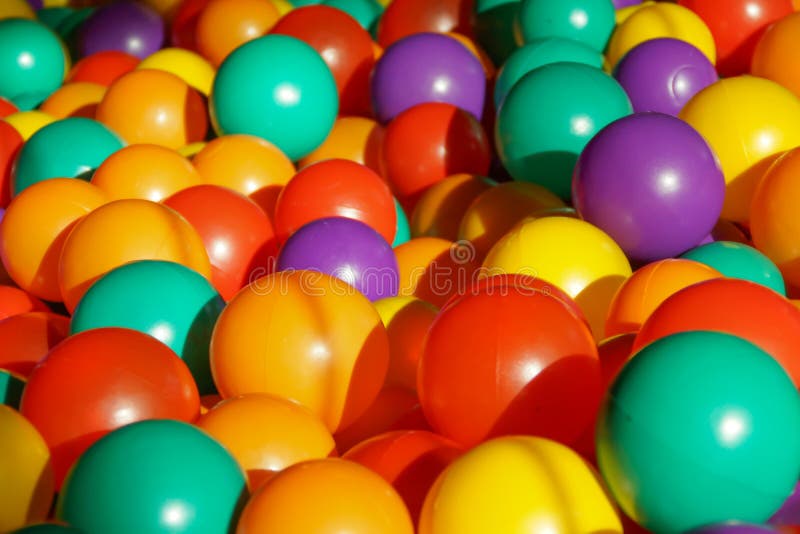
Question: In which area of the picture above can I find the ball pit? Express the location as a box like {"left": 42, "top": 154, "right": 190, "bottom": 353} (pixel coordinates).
{"left": 4, "top": 2, "right": 800, "bottom": 532}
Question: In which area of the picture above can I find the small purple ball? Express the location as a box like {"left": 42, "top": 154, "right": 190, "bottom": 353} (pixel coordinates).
{"left": 691, "top": 524, "right": 781, "bottom": 534}
{"left": 614, "top": 38, "right": 718, "bottom": 116}
{"left": 770, "top": 482, "right": 800, "bottom": 526}
{"left": 276, "top": 217, "right": 399, "bottom": 302}
{"left": 573, "top": 112, "right": 725, "bottom": 262}
{"left": 79, "top": 1, "right": 165, "bottom": 60}
{"left": 613, "top": 0, "right": 642, "bottom": 7}
{"left": 371, "top": 32, "right": 486, "bottom": 123}
{"left": 27, "top": 0, "right": 44, "bottom": 10}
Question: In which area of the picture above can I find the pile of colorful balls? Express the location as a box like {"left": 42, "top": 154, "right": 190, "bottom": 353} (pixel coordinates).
{"left": 3, "top": 0, "right": 800, "bottom": 532}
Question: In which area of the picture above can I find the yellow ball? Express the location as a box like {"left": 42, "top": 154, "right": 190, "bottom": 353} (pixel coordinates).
{"left": 482, "top": 216, "right": 631, "bottom": 339}
{"left": 269, "top": 0, "right": 294, "bottom": 15}
{"left": 680, "top": 76, "right": 800, "bottom": 224}
{"left": 0, "top": 0, "right": 34, "bottom": 20}
{"left": 140, "top": 0, "right": 182, "bottom": 20}
{"left": 139, "top": 48, "right": 216, "bottom": 96}
{"left": 0, "top": 406, "right": 54, "bottom": 532}
{"left": 615, "top": 1, "right": 654, "bottom": 24}
{"left": 178, "top": 141, "right": 207, "bottom": 159}
{"left": 607, "top": 3, "right": 716, "bottom": 68}
{"left": 419, "top": 436, "right": 622, "bottom": 534}
{"left": 4, "top": 111, "right": 56, "bottom": 141}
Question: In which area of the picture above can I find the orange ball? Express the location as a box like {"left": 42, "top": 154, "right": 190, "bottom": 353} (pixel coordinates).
{"left": 67, "top": 51, "right": 140, "bottom": 87}
{"left": 752, "top": 12, "right": 800, "bottom": 99}
{"left": 96, "top": 69, "right": 208, "bottom": 150}
{"left": 457, "top": 181, "right": 566, "bottom": 260}
{"left": 196, "top": 0, "right": 280, "bottom": 67}
{"left": 58, "top": 199, "right": 211, "bottom": 312}
{"left": 210, "top": 271, "right": 390, "bottom": 432}
{"left": 605, "top": 259, "right": 723, "bottom": 337}
{"left": 39, "top": 82, "right": 106, "bottom": 119}
{"left": 0, "top": 312, "right": 70, "bottom": 379}
{"left": 273, "top": 159, "right": 396, "bottom": 243}
{"left": 0, "top": 179, "right": 108, "bottom": 302}
{"left": 395, "top": 237, "right": 481, "bottom": 307}
{"left": 299, "top": 117, "right": 385, "bottom": 176}
{"left": 235, "top": 458, "right": 414, "bottom": 534}
{"left": 0, "top": 286, "right": 48, "bottom": 322}
{"left": 197, "top": 393, "right": 336, "bottom": 490}
{"left": 411, "top": 174, "right": 495, "bottom": 241}
{"left": 192, "top": 134, "right": 295, "bottom": 217}
{"left": 91, "top": 144, "right": 202, "bottom": 201}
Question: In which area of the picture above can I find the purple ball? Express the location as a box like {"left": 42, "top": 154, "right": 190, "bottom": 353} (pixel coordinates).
{"left": 614, "top": 38, "right": 718, "bottom": 116}
{"left": 276, "top": 217, "right": 399, "bottom": 302}
{"left": 613, "top": 0, "right": 642, "bottom": 7}
{"left": 573, "top": 112, "right": 725, "bottom": 262}
{"left": 371, "top": 32, "right": 486, "bottom": 123}
{"left": 79, "top": 1, "right": 165, "bottom": 60}
{"left": 691, "top": 524, "right": 780, "bottom": 534}
{"left": 770, "top": 482, "right": 800, "bottom": 526}
{"left": 27, "top": 0, "right": 44, "bottom": 10}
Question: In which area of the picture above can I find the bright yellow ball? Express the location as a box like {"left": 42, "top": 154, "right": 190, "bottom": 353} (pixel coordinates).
{"left": 0, "top": 0, "right": 34, "bottom": 20}
{"left": 4, "top": 111, "right": 56, "bottom": 141}
{"left": 139, "top": 48, "right": 216, "bottom": 96}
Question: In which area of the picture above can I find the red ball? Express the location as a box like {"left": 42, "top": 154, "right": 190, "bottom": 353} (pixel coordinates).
{"left": 163, "top": 185, "right": 278, "bottom": 301}
{"left": 679, "top": 0, "right": 793, "bottom": 76}
{"left": 343, "top": 430, "right": 462, "bottom": 523}
{"left": 0, "top": 121, "right": 23, "bottom": 208}
{"left": 270, "top": 6, "right": 375, "bottom": 116}
{"left": 383, "top": 103, "right": 491, "bottom": 210}
{"left": 0, "top": 286, "right": 48, "bottom": 321}
{"left": 418, "top": 278, "right": 601, "bottom": 448}
{"left": 0, "top": 312, "right": 70, "bottom": 378}
{"left": 66, "top": 51, "right": 141, "bottom": 87}
{"left": 273, "top": 159, "right": 396, "bottom": 243}
{"left": 377, "top": 0, "right": 475, "bottom": 48}
{"left": 634, "top": 278, "right": 800, "bottom": 387}
{"left": 20, "top": 328, "right": 200, "bottom": 487}
{"left": 0, "top": 96, "right": 18, "bottom": 118}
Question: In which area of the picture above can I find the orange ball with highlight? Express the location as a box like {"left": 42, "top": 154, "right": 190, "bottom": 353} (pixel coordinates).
{"left": 196, "top": 0, "right": 280, "bottom": 67}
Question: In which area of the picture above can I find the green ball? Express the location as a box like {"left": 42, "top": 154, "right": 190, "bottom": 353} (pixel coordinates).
{"left": 37, "top": 7, "right": 77, "bottom": 33}
{"left": 10, "top": 525, "right": 84, "bottom": 534}
{"left": 0, "top": 19, "right": 67, "bottom": 111}
{"left": 494, "top": 38, "right": 605, "bottom": 109}
{"left": 515, "top": 0, "right": 616, "bottom": 52}
{"left": 495, "top": 62, "right": 631, "bottom": 200}
{"left": 211, "top": 35, "right": 338, "bottom": 161}
{"left": 57, "top": 420, "right": 247, "bottom": 534}
{"left": 0, "top": 369, "right": 24, "bottom": 409}
{"left": 474, "top": 0, "right": 520, "bottom": 65}
{"left": 392, "top": 197, "right": 411, "bottom": 248}
{"left": 71, "top": 260, "right": 225, "bottom": 395}
{"left": 12, "top": 117, "right": 125, "bottom": 196}
{"left": 54, "top": 7, "right": 94, "bottom": 62}
{"left": 682, "top": 241, "right": 786, "bottom": 297}
{"left": 322, "top": 0, "right": 382, "bottom": 30}
{"left": 597, "top": 331, "right": 800, "bottom": 533}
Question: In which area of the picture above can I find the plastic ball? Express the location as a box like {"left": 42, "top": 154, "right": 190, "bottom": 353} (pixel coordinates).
{"left": 457, "top": 181, "right": 565, "bottom": 259}
{"left": 473, "top": 0, "right": 519, "bottom": 66}
{"left": 3, "top": 111, "right": 56, "bottom": 141}
{"left": 574, "top": 112, "right": 725, "bottom": 261}
{"left": 633, "top": 278, "right": 800, "bottom": 388}
{"left": 515, "top": 0, "right": 616, "bottom": 51}
{"left": 692, "top": 525, "right": 783, "bottom": 534}
{"left": 0, "top": 371, "right": 23, "bottom": 410}
{"left": 39, "top": 82, "right": 105, "bottom": 119}
{"left": 274, "top": 159, "right": 395, "bottom": 244}
{"left": 374, "top": 296, "right": 438, "bottom": 391}
{"left": 211, "top": 35, "right": 338, "bottom": 161}
{"left": 21, "top": 328, "right": 200, "bottom": 487}
{"left": 751, "top": 147, "right": 800, "bottom": 293}
{"left": 607, "top": 3, "right": 716, "bottom": 68}
{"left": 58, "top": 199, "right": 211, "bottom": 312}
{"left": 680, "top": 76, "right": 800, "bottom": 224}
{"left": 372, "top": 34, "right": 485, "bottom": 124}
{"left": 494, "top": 37, "right": 604, "bottom": 109}
{"left": 56, "top": 420, "right": 247, "bottom": 534}
{"left": 197, "top": 393, "right": 336, "bottom": 489}
{"left": 7, "top": 525, "right": 84, "bottom": 534}
{"left": 598, "top": 331, "right": 800, "bottom": 532}
{"left": 0, "top": 19, "right": 67, "bottom": 111}
{"left": 377, "top": 0, "right": 473, "bottom": 48}
{"left": 679, "top": 0, "right": 792, "bottom": 76}
{"left": 298, "top": 116, "right": 384, "bottom": 175}
{"left": 411, "top": 174, "right": 495, "bottom": 241}
{"left": 66, "top": 50, "right": 139, "bottom": 86}
{"left": 79, "top": 1, "right": 165, "bottom": 60}
{"left": 752, "top": 12, "right": 800, "bottom": 100}
{"left": 137, "top": 47, "right": 215, "bottom": 96}
{"left": 210, "top": 271, "right": 389, "bottom": 432}
{"left": 0, "top": 405, "right": 54, "bottom": 532}
{"left": 0, "top": 121, "right": 23, "bottom": 207}
{"left": 169, "top": 0, "right": 208, "bottom": 50}
{"left": 277, "top": 218, "right": 399, "bottom": 302}
{"left": 496, "top": 62, "right": 632, "bottom": 200}
{"left": 771, "top": 483, "right": 800, "bottom": 526}
{"left": 419, "top": 436, "right": 623, "bottom": 534}
{"left": 70, "top": 260, "right": 225, "bottom": 394}
{"left": 271, "top": 6, "right": 375, "bottom": 116}
{"left": 0, "top": 312, "right": 70, "bottom": 378}
{"left": 164, "top": 185, "right": 279, "bottom": 301}
{"left": 605, "top": 259, "right": 722, "bottom": 337}
{"left": 392, "top": 198, "right": 411, "bottom": 247}
{"left": 91, "top": 143, "right": 201, "bottom": 201}
{"left": 682, "top": 241, "right": 786, "bottom": 296}
{"left": 1, "top": 179, "right": 108, "bottom": 301}
{"left": 322, "top": 0, "right": 382, "bottom": 31}
{"left": 192, "top": 134, "right": 295, "bottom": 216}
{"left": 97, "top": 69, "right": 208, "bottom": 149}
{"left": 196, "top": 0, "right": 280, "bottom": 67}
{"left": 383, "top": 103, "right": 491, "bottom": 209}
{"left": 0, "top": 96, "right": 18, "bottom": 117}
{"left": 0, "top": 0, "right": 35, "bottom": 19}
{"left": 0, "top": 287, "right": 48, "bottom": 322}
{"left": 343, "top": 430, "right": 461, "bottom": 523}
{"left": 614, "top": 38, "right": 718, "bottom": 116}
